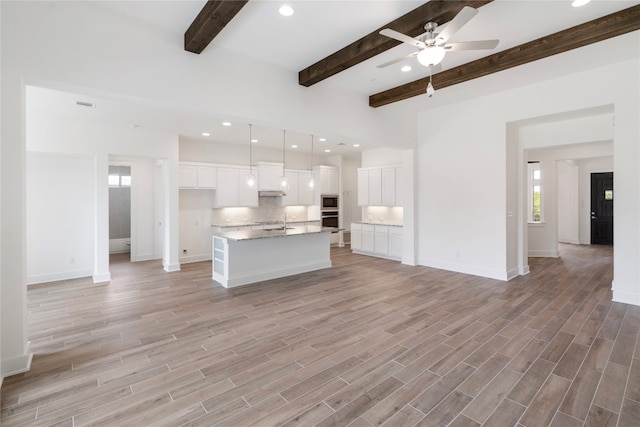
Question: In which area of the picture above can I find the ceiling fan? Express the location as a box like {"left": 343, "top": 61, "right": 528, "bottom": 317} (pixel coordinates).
{"left": 377, "top": 6, "right": 499, "bottom": 70}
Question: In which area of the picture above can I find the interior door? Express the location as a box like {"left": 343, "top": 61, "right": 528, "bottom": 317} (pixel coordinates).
{"left": 590, "top": 172, "right": 613, "bottom": 245}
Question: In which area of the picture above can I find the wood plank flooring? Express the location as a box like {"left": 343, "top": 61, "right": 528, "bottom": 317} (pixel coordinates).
{"left": 2, "top": 243, "right": 639, "bottom": 426}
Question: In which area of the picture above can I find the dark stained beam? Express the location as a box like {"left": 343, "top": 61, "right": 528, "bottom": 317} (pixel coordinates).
{"left": 370, "top": 4, "right": 640, "bottom": 108}
{"left": 298, "top": 0, "right": 494, "bottom": 87}
{"left": 185, "top": 0, "right": 249, "bottom": 54}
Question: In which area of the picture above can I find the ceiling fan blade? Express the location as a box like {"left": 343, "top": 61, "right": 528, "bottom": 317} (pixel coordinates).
{"left": 436, "top": 6, "right": 478, "bottom": 43}
{"left": 376, "top": 52, "right": 419, "bottom": 69}
{"left": 379, "top": 28, "right": 425, "bottom": 49}
{"left": 444, "top": 39, "right": 499, "bottom": 51}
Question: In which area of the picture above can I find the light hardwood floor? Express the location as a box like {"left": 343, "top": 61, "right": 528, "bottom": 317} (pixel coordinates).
{"left": 1, "top": 244, "right": 639, "bottom": 426}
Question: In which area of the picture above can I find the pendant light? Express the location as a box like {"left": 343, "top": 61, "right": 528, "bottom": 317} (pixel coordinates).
{"left": 280, "top": 130, "right": 289, "bottom": 190}
{"left": 308, "top": 135, "right": 315, "bottom": 189}
{"left": 246, "top": 124, "right": 256, "bottom": 188}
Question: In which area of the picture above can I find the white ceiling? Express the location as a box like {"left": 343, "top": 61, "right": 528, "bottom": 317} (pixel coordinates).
{"left": 28, "top": 0, "right": 639, "bottom": 154}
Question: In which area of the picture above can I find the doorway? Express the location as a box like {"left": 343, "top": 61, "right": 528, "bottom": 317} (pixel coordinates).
{"left": 108, "top": 165, "right": 132, "bottom": 259}
{"left": 590, "top": 172, "right": 613, "bottom": 245}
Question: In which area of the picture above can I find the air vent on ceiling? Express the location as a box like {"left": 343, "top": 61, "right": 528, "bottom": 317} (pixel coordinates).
{"left": 76, "top": 101, "right": 94, "bottom": 108}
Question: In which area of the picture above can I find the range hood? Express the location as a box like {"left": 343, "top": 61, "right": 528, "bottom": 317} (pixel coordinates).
{"left": 259, "top": 190, "right": 286, "bottom": 197}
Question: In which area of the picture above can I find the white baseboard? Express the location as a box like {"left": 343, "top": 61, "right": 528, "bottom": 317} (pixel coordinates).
{"left": 131, "top": 253, "right": 156, "bottom": 262}
{"left": 559, "top": 238, "right": 580, "bottom": 245}
{"left": 27, "top": 269, "right": 93, "bottom": 285}
{"left": 164, "top": 263, "right": 181, "bottom": 273}
{"left": 612, "top": 284, "right": 640, "bottom": 306}
{"left": 417, "top": 257, "right": 510, "bottom": 281}
{"left": 179, "top": 254, "right": 212, "bottom": 264}
{"left": 2, "top": 342, "right": 33, "bottom": 378}
{"left": 93, "top": 272, "right": 111, "bottom": 283}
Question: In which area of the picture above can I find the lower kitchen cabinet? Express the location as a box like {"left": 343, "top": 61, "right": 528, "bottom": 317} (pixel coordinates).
{"left": 350, "top": 222, "right": 402, "bottom": 261}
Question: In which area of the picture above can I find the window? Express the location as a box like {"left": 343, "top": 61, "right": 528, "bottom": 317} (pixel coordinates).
{"left": 528, "top": 162, "right": 542, "bottom": 222}
{"left": 109, "top": 173, "right": 131, "bottom": 187}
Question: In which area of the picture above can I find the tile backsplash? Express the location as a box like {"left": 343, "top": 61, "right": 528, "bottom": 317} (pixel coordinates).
{"left": 212, "top": 197, "right": 309, "bottom": 225}
{"left": 362, "top": 206, "right": 403, "bottom": 225}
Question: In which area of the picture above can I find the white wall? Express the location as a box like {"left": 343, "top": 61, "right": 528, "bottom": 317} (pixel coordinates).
{"left": 557, "top": 160, "right": 579, "bottom": 245}
{"left": 418, "top": 57, "right": 639, "bottom": 297}
{"left": 27, "top": 153, "right": 95, "bottom": 284}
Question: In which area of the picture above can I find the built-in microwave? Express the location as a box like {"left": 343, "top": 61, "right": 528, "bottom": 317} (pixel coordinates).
{"left": 321, "top": 194, "right": 339, "bottom": 210}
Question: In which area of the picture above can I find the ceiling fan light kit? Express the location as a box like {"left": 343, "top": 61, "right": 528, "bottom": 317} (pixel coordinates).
{"left": 378, "top": 6, "right": 499, "bottom": 98}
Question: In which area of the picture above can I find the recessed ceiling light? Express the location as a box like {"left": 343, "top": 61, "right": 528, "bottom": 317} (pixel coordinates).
{"left": 202, "top": 132, "right": 210, "bottom": 136}
{"left": 222, "top": 121, "right": 231, "bottom": 127}
{"left": 401, "top": 65, "right": 412, "bottom": 72}
{"left": 319, "top": 138, "right": 326, "bottom": 142}
{"left": 279, "top": 5, "right": 294, "bottom": 16}
{"left": 353, "top": 144, "right": 360, "bottom": 147}
{"left": 291, "top": 145, "right": 298, "bottom": 148}
{"left": 324, "top": 149, "right": 331, "bottom": 153}
{"left": 571, "top": 0, "right": 590, "bottom": 6}
{"left": 251, "top": 139, "right": 258, "bottom": 143}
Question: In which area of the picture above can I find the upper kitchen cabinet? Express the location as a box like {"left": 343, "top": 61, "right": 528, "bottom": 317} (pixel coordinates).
{"left": 179, "top": 162, "right": 217, "bottom": 189}
{"left": 215, "top": 167, "right": 258, "bottom": 207}
{"left": 257, "top": 162, "right": 284, "bottom": 191}
{"left": 281, "top": 170, "right": 314, "bottom": 206}
{"left": 314, "top": 165, "right": 339, "bottom": 195}
{"left": 357, "top": 165, "right": 401, "bottom": 207}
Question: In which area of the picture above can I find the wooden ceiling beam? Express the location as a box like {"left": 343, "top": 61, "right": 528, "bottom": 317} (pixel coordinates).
{"left": 298, "top": 0, "right": 494, "bottom": 87}
{"left": 185, "top": 0, "right": 249, "bottom": 54}
{"left": 370, "top": 4, "right": 640, "bottom": 108}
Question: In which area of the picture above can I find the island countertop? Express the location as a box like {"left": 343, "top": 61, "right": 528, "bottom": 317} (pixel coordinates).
{"left": 212, "top": 225, "right": 336, "bottom": 241}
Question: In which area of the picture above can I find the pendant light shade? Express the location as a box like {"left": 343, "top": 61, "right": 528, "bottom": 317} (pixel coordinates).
{"left": 246, "top": 124, "right": 256, "bottom": 188}
{"left": 280, "top": 130, "right": 289, "bottom": 190}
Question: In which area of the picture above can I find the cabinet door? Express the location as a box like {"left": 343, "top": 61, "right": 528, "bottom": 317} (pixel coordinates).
{"left": 216, "top": 168, "right": 239, "bottom": 207}
{"left": 357, "top": 169, "right": 369, "bottom": 206}
{"left": 369, "top": 169, "right": 382, "bottom": 206}
{"left": 197, "top": 166, "right": 217, "bottom": 189}
{"left": 327, "top": 168, "right": 339, "bottom": 194}
{"left": 381, "top": 167, "right": 396, "bottom": 206}
{"left": 179, "top": 165, "right": 197, "bottom": 188}
{"left": 238, "top": 170, "right": 259, "bottom": 207}
{"left": 297, "top": 171, "right": 314, "bottom": 205}
{"left": 350, "top": 223, "right": 362, "bottom": 250}
{"left": 374, "top": 225, "right": 389, "bottom": 255}
{"left": 395, "top": 167, "right": 403, "bottom": 207}
{"left": 281, "top": 171, "right": 299, "bottom": 206}
{"left": 362, "top": 224, "right": 375, "bottom": 252}
{"left": 389, "top": 227, "right": 403, "bottom": 259}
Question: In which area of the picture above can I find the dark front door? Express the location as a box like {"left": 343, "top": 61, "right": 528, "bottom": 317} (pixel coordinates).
{"left": 591, "top": 172, "right": 613, "bottom": 245}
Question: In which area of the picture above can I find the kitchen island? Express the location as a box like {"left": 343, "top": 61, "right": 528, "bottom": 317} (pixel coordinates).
{"left": 212, "top": 225, "right": 333, "bottom": 288}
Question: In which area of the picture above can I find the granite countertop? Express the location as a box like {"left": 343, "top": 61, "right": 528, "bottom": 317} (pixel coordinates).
{"left": 212, "top": 220, "right": 318, "bottom": 228}
{"left": 353, "top": 221, "right": 403, "bottom": 227}
{"left": 213, "top": 225, "right": 336, "bottom": 241}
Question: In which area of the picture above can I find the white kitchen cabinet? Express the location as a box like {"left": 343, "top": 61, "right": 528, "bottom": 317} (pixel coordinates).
{"left": 216, "top": 167, "right": 258, "bottom": 207}
{"left": 357, "top": 169, "right": 369, "bottom": 206}
{"left": 395, "top": 167, "right": 403, "bottom": 207}
{"left": 389, "top": 226, "right": 403, "bottom": 259}
{"left": 381, "top": 167, "right": 396, "bottom": 206}
{"left": 281, "top": 170, "right": 299, "bottom": 206}
{"left": 315, "top": 165, "right": 339, "bottom": 195}
{"left": 197, "top": 166, "right": 217, "bottom": 189}
{"left": 350, "top": 223, "right": 362, "bottom": 250}
{"left": 351, "top": 222, "right": 402, "bottom": 261}
{"left": 298, "top": 171, "right": 314, "bottom": 205}
{"left": 374, "top": 225, "right": 389, "bottom": 255}
{"left": 369, "top": 169, "right": 382, "bottom": 206}
{"left": 258, "top": 162, "right": 284, "bottom": 191}
{"left": 361, "top": 224, "right": 375, "bottom": 253}
{"left": 179, "top": 163, "right": 217, "bottom": 189}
